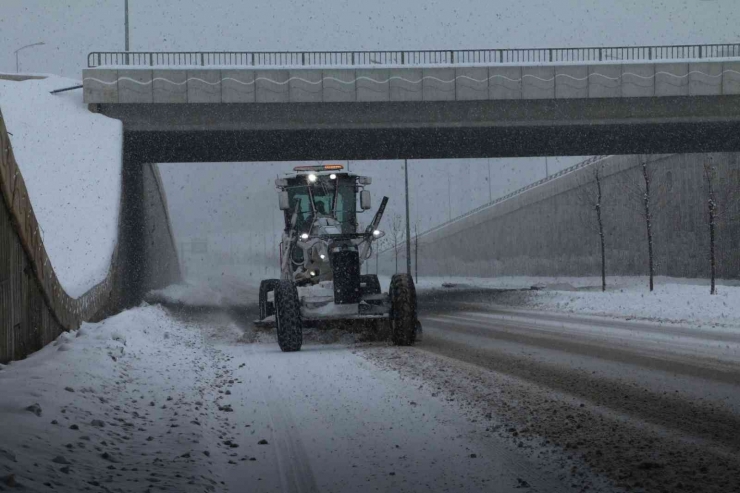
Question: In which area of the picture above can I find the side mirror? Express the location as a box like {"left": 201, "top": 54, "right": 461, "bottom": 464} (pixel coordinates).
{"left": 278, "top": 191, "right": 290, "bottom": 210}
{"left": 360, "top": 190, "right": 371, "bottom": 210}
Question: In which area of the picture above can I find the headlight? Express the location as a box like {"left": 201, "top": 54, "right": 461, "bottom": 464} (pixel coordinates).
{"left": 373, "top": 230, "right": 382, "bottom": 237}
{"left": 300, "top": 233, "right": 309, "bottom": 240}
{"left": 308, "top": 173, "right": 317, "bottom": 182}
{"left": 329, "top": 173, "right": 337, "bottom": 180}
{"left": 319, "top": 253, "right": 326, "bottom": 260}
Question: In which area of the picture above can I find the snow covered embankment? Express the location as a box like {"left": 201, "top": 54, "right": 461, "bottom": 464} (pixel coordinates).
{"left": 414, "top": 276, "right": 740, "bottom": 329}
{"left": 0, "top": 305, "right": 236, "bottom": 492}
{"left": 0, "top": 75, "right": 122, "bottom": 297}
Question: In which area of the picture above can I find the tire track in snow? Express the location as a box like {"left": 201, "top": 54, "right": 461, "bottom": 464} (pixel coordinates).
{"left": 246, "top": 345, "right": 319, "bottom": 493}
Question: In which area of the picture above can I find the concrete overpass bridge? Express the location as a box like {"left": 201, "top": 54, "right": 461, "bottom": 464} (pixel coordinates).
{"left": 82, "top": 43, "right": 740, "bottom": 162}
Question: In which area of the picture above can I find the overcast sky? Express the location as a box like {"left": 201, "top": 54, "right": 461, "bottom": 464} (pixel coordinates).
{"left": 2, "top": 0, "right": 737, "bottom": 76}
{"left": 3, "top": 0, "right": 737, "bottom": 278}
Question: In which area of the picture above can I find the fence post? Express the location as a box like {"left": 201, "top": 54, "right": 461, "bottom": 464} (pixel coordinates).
{"left": 302, "top": 53, "right": 305, "bottom": 66}
{"left": 598, "top": 48, "right": 602, "bottom": 62}
{"left": 149, "top": 53, "right": 153, "bottom": 66}
{"left": 401, "top": 52, "right": 405, "bottom": 65}
{"left": 200, "top": 53, "right": 204, "bottom": 66}
{"left": 549, "top": 49, "right": 553, "bottom": 62}
{"left": 450, "top": 50, "right": 454, "bottom": 64}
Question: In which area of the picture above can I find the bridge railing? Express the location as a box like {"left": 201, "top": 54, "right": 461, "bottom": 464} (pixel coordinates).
{"left": 87, "top": 43, "right": 740, "bottom": 68}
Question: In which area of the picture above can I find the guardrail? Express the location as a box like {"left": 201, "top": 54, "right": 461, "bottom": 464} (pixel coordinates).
{"left": 378, "top": 155, "right": 611, "bottom": 256}
{"left": 87, "top": 43, "right": 740, "bottom": 68}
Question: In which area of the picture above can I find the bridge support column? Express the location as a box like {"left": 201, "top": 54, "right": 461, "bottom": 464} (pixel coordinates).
{"left": 114, "top": 137, "right": 182, "bottom": 309}
{"left": 117, "top": 147, "right": 147, "bottom": 309}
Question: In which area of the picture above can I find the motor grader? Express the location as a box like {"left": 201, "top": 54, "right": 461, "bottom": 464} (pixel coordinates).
{"left": 255, "top": 164, "right": 418, "bottom": 352}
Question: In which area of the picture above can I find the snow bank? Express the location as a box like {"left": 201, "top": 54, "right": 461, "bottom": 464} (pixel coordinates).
{"left": 0, "top": 75, "right": 122, "bottom": 297}
{"left": 412, "top": 275, "right": 740, "bottom": 328}
{"left": 0, "top": 305, "right": 225, "bottom": 491}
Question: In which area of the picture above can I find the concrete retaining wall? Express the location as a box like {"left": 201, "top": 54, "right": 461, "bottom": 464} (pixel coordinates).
{"left": 84, "top": 61, "right": 740, "bottom": 104}
{"left": 379, "top": 153, "right": 740, "bottom": 280}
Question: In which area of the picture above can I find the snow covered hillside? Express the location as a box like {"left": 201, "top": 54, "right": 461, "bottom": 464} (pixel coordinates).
{"left": 0, "top": 75, "right": 122, "bottom": 297}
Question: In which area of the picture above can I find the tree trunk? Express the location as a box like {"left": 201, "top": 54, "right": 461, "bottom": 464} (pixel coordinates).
{"left": 704, "top": 163, "right": 717, "bottom": 294}
{"left": 394, "top": 238, "right": 398, "bottom": 273}
{"left": 705, "top": 163, "right": 717, "bottom": 295}
{"left": 595, "top": 171, "right": 606, "bottom": 292}
{"left": 709, "top": 205, "right": 716, "bottom": 295}
{"left": 642, "top": 161, "right": 654, "bottom": 292}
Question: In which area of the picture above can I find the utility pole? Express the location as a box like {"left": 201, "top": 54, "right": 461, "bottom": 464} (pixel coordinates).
{"left": 487, "top": 158, "right": 492, "bottom": 202}
{"left": 414, "top": 223, "right": 419, "bottom": 282}
{"left": 447, "top": 169, "right": 452, "bottom": 221}
{"left": 404, "top": 159, "right": 412, "bottom": 276}
{"left": 124, "top": 0, "right": 130, "bottom": 51}
{"left": 376, "top": 240, "right": 380, "bottom": 274}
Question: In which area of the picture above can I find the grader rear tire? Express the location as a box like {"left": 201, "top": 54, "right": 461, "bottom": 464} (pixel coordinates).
{"left": 275, "top": 280, "right": 303, "bottom": 352}
{"left": 389, "top": 274, "right": 417, "bottom": 346}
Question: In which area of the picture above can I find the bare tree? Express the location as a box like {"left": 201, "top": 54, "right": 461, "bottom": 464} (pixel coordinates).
{"left": 389, "top": 214, "right": 404, "bottom": 274}
{"left": 702, "top": 160, "right": 740, "bottom": 294}
{"left": 620, "top": 155, "right": 669, "bottom": 292}
{"left": 576, "top": 164, "right": 607, "bottom": 291}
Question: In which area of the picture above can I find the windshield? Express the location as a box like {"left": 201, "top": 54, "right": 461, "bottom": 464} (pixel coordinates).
{"left": 285, "top": 176, "right": 357, "bottom": 234}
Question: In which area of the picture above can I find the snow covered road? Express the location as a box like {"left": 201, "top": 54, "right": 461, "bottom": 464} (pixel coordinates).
{"left": 3, "top": 279, "right": 739, "bottom": 492}
{"left": 0, "top": 297, "right": 583, "bottom": 492}
{"left": 175, "top": 304, "right": 586, "bottom": 493}
{"left": 369, "top": 290, "right": 740, "bottom": 492}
